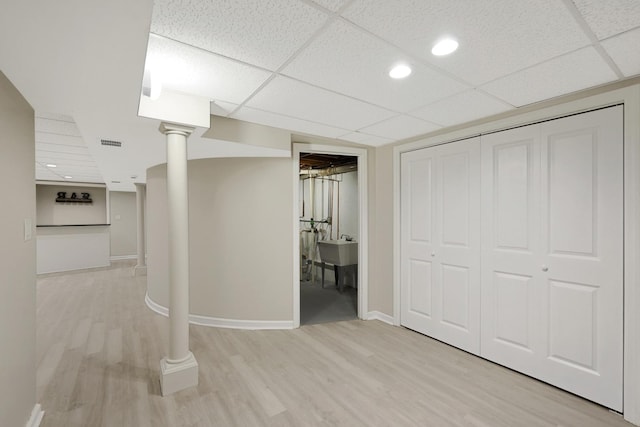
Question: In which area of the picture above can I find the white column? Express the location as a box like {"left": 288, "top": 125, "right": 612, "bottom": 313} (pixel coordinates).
{"left": 158, "top": 122, "right": 198, "bottom": 396}
{"left": 133, "top": 183, "right": 147, "bottom": 276}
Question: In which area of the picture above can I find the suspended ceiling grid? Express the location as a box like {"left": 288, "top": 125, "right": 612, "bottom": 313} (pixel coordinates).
{"left": 1, "top": 0, "right": 639, "bottom": 190}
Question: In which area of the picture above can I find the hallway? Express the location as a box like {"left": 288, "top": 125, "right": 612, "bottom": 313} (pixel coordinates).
{"left": 36, "top": 262, "right": 629, "bottom": 426}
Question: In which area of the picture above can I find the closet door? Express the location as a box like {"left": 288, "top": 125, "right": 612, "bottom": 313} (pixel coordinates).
{"left": 401, "top": 138, "right": 481, "bottom": 354}
{"left": 481, "top": 106, "right": 623, "bottom": 411}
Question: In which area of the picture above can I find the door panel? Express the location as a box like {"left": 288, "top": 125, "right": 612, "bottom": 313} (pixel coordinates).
{"left": 401, "top": 138, "right": 481, "bottom": 354}
{"left": 401, "top": 150, "right": 437, "bottom": 335}
{"left": 408, "top": 259, "right": 432, "bottom": 317}
{"left": 547, "top": 130, "right": 597, "bottom": 256}
{"left": 481, "top": 127, "right": 542, "bottom": 373}
{"left": 538, "top": 106, "right": 623, "bottom": 410}
{"left": 481, "top": 105, "right": 623, "bottom": 411}
{"left": 494, "top": 271, "right": 533, "bottom": 351}
{"left": 441, "top": 264, "right": 470, "bottom": 330}
{"left": 401, "top": 106, "right": 622, "bottom": 410}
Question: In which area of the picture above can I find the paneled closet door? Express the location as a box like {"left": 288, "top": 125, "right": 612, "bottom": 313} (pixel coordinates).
{"left": 401, "top": 138, "right": 481, "bottom": 355}
{"left": 481, "top": 106, "right": 623, "bottom": 411}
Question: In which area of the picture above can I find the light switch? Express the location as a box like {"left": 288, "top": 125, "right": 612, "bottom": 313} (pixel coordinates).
{"left": 24, "top": 218, "right": 32, "bottom": 241}
{"left": 115, "top": 214, "right": 121, "bottom": 221}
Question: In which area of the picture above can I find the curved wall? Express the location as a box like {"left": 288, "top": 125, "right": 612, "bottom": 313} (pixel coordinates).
{"left": 147, "top": 157, "right": 293, "bottom": 324}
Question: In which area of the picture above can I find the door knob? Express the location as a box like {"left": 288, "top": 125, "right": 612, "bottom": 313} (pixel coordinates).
{"left": 431, "top": 252, "right": 436, "bottom": 257}
{"left": 541, "top": 265, "right": 549, "bottom": 272}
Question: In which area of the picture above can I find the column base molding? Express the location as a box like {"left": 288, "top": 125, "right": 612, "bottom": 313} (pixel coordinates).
{"left": 160, "top": 352, "right": 199, "bottom": 396}
{"left": 133, "top": 265, "right": 147, "bottom": 276}
{"left": 26, "top": 403, "right": 44, "bottom": 427}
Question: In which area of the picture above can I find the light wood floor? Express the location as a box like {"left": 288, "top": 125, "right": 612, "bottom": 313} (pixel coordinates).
{"left": 36, "top": 261, "right": 631, "bottom": 427}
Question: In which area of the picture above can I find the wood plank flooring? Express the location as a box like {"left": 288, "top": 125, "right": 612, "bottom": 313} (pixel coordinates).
{"left": 36, "top": 261, "right": 631, "bottom": 426}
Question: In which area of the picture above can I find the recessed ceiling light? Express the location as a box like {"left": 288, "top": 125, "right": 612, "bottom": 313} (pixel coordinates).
{"left": 389, "top": 64, "right": 412, "bottom": 79}
{"left": 46, "top": 164, "right": 57, "bottom": 168}
{"left": 431, "top": 38, "right": 459, "bottom": 56}
{"left": 64, "top": 175, "right": 73, "bottom": 179}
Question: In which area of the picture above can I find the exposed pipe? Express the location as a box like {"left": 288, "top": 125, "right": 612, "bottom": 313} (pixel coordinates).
{"left": 309, "top": 176, "right": 315, "bottom": 221}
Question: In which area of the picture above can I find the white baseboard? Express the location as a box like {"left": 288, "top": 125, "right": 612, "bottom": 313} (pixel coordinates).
{"left": 110, "top": 255, "right": 137, "bottom": 261}
{"left": 26, "top": 404, "right": 44, "bottom": 427}
{"left": 145, "top": 293, "right": 295, "bottom": 330}
{"left": 366, "top": 310, "right": 394, "bottom": 325}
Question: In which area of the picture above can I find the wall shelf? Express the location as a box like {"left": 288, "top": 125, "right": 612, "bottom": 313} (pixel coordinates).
{"left": 37, "top": 224, "right": 110, "bottom": 227}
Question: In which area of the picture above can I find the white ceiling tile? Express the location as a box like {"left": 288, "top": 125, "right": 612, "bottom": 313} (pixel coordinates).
{"left": 339, "top": 131, "right": 394, "bottom": 147}
{"left": 35, "top": 168, "right": 63, "bottom": 181}
{"left": 344, "top": 0, "right": 591, "bottom": 85}
{"left": 480, "top": 47, "right": 618, "bottom": 107}
{"left": 35, "top": 117, "right": 82, "bottom": 136}
{"left": 309, "top": 0, "right": 348, "bottom": 12}
{"left": 411, "top": 90, "right": 514, "bottom": 127}
{"left": 211, "top": 101, "right": 238, "bottom": 116}
{"left": 146, "top": 35, "right": 272, "bottom": 104}
{"left": 572, "top": 0, "right": 640, "bottom": 40}
{"left": 601, "top": 28, "right": 640, "bottom": 77}
{"left": 35, "top": 112, "right": 74, "bottom": 122}
{"left": 359, "top": 115, "right": 441, "bottom": 141}
{"left": 151, "top": 0, "right": 329, "bottom": 70}
{"left": 246, "top": 76, "right": 396, "bottom": 130}
{"left": 36, "top": 143, "right": 91, "bottom": 157}
{"left": 282, "top": 19, "right": 468, "bottom": 112}
{"left": 231, "top": 106, "right": 350, "bottom": 139}
{"left": 35, "top": 132, "right": 85, "bottom": 146}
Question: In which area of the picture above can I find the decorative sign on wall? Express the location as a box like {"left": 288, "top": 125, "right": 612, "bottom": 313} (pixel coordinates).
{"left": 55, "top": 191, "right": 92, "bottom": 203}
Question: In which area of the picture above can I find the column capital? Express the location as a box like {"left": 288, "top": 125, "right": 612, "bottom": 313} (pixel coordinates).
{"left": 159, "top": 122, "right": 195, "bottom": 137}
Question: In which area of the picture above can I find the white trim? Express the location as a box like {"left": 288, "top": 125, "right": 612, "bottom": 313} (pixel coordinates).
{"left": 292, "top": 143, "right": 369, "bottom": 328}
{"left": 366, "top": 311, "right": 394, "bottom": 325}
{"left": 35, "top": 180, "right": 106, "bottom": 188}
{"left": 145, "top": 293, "right": 294, "bottom": 330}
{"left": 109, "top": 254, "right": 137, "bottom": 261}
{"left": 25, "top": 404, "right": 44, "bottom": 427}
{"left": 393, "top": 84, "right": 640, "bottom": 424}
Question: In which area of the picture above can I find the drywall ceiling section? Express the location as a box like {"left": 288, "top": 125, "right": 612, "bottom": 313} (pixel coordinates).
{"left": 35, "top": 113, "right": 103, "bottom": 184}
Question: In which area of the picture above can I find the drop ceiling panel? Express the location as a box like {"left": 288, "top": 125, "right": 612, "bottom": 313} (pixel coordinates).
{"left": 571, "top": 0, "right": 640, "bottom": 40}
{"left": 35, "top": 132, "right": 85, "bottom": 147}
{"left": 35, "top": 112, "right": 74, "bottom": 122}
{"left": 480, "top": 47, "right": 618, "bottom": 107}
{"left": 151, "top": 0, "right": 330, "bottom": 70}
{"left": 344, "top": 0, "right": 591, "bottom": 86}
{"left": 282, "top": 19, "right": 469, "bottom": 112}
{"left": 601, "top": 28, "right": 640, "bottom": 77}
{"left": 35, "top": 117, "right": 82, "bottom": 137}
{"left": 231, "top": 106, "right": 350, "bottom": 139}
{"left": 246, "top": 76, "right": 396, "bottom": 130}
{"left": 36, "top": 143, "right": 91, "bottom": 156}
{"left": 145, "top": 35, "right": 272, "bottom": 104}
{"left": 411, "top": 90, "right": 513, "bottom": 127}
{"left": 339, "top": 131, "right": 393, "bottom": 147}
{"left": 35, "top": 167, "right": 64, "bottom": 181}
{"left": 359, "top": 114, "right": 441, "bottom": 140}
{"left": 309, "top": 0, "right": 348, "bottom": 12}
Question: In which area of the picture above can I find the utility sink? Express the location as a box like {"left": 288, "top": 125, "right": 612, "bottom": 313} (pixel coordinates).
{"left": 317, "top": 240, "right": 358, "bottom": 266}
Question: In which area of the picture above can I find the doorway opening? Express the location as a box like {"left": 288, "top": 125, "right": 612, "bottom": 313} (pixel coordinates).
{"left": 293, "top": 144, "right": 368, "bottom": 327}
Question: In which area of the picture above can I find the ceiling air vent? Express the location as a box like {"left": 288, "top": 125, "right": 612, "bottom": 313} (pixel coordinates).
{"left": 101, "top": 139, "right": 122, "bottom": 147}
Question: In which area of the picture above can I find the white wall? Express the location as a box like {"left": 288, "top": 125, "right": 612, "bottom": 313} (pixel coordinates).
{"left": 0, "top": 72, "right": 38, "bottom": 427}
{"left": 36, "top": 184, "right": 107, "bottom": 225}
{"left": 109, "top": 191, "right": 137, "bottom": 257}
{"left": 147, "top": 157, "right": 293, "bottom": 322}
{"left": 369, "top": 145, "right": 394, "bottom": 315}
